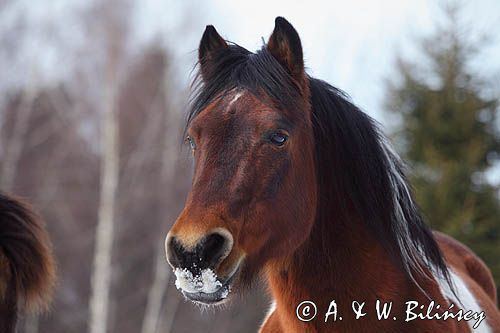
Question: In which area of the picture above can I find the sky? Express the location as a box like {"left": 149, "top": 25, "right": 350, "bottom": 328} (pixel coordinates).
{"left": 134, "top": 0, "right": 500, "bottom": 123}
{"left": 3, "top": 0, "right": 500, "bottom": 122}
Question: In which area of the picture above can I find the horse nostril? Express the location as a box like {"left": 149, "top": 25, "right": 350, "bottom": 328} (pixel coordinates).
{"left": 166, "top": 235, "right": 186, "bottom": 269}
{"left": 166, "top": 229, "right": 233, "bottom": 271}
{"left": 200, "top": 232, "right": 231, "bottom": 268}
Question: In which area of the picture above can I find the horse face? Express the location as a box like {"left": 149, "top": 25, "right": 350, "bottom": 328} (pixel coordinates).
{"left": 166, "top": 18, "right": 317, "bottom": 305}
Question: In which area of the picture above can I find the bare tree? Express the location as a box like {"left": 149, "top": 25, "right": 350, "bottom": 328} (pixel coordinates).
{"left": 88, "top": 1, "right": 129, "bottom": 332}
{"left": 0, "top": 1, "right": 272, "bottom": 331}
{"left": 140, "top": 64, "right": 184, "bottom": 333}
{"left": 0, "top": 72, "right": 38, "bottom": 189}
{"left": 88, "top": 80, "right": 119, "bottom": 333}
{"left": 140, "top": 244, "right": 171, "bottom": 333}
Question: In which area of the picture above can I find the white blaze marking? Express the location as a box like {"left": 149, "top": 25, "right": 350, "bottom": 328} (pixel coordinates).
{"left": 226, "top": 91, "right": 244, "bottom": 110}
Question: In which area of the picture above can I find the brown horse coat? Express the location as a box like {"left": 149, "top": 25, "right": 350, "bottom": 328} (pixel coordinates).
{"left": 0, "top": 194, "right": 55, "bottom": 332}
{"left": 167, "top": 17, "right": 500, "bottom": 333}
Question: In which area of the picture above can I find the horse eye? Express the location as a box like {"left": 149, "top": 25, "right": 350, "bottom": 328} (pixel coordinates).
{"left": 187, "top": 136, "right": 196, "bottom": 150}
{"left": 270, "top": 132, "right": 288, "bottom": 146}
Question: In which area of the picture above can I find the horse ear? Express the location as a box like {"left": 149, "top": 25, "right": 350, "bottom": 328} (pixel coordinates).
{"left": 199, "top": 25, "right": 228, "bottom": 79}
{"left": 267, "top": 17, "right": 305, "bottom": 84}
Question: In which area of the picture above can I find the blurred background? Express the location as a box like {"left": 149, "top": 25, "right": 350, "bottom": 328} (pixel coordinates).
{"left": 0, "top": 0, "right": 498, "bottom": 332}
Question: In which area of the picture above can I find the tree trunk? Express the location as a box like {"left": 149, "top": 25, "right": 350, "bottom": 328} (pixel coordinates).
{"left": 140, "top": 244, "right": 171, "bottom": 333}
{"left": 88, "top": 72, "right": 119, "bottom": 333}
{"left": 140, "top": 70, "right": 179, "bottom": 333}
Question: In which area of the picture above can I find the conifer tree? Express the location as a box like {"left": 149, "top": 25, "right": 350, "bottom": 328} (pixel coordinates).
{"left": 386, "top": 5, "right": 500, "bottom": 295}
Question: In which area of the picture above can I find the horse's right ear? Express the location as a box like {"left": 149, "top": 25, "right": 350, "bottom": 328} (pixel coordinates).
{"left": 198, "top": 25, "right": 228, "bottom": 79}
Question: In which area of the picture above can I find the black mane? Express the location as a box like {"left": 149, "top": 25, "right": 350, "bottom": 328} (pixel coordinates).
{"left": 186, "top": 43, "right": 452, "bottom": 292}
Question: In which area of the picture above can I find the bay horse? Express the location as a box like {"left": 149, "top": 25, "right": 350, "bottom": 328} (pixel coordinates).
{"left": 166, "top": 17, "right": 500, "bottom": 332}
{"left": 0, "top": 193, "right": 55, "bottom": 332}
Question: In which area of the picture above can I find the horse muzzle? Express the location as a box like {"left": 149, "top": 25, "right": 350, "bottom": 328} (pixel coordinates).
{"left": 165, "top": 228, "right": 243, "bottom": 305}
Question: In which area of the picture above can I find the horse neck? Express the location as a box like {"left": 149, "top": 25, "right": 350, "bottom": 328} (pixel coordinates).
{"left": 265, "top": 208, "right": 411, "bottom": 324}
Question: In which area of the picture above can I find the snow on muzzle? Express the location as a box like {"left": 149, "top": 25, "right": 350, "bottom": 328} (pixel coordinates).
{"left": 174, "top": 267, "right": 229, "bottom": 303}
{"left": 166, "top": 228, "right": 237, "bottom": 304}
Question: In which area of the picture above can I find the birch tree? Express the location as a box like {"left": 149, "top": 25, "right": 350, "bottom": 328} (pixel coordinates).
{"left": 140, "top": 64, "right": 183, "bottom": 333}
{"left": 88, "top": 1, "right": 129, "bottom": 332}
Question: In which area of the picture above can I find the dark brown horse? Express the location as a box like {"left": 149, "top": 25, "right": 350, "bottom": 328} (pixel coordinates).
{"left": 0, "top": 193, "right": 55, "bottom": 332}
{"left": 166, "top": 17, "right": 500, "bottom": 332}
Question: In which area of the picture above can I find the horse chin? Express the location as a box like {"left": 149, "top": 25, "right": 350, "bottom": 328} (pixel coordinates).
{"left": 181, "top": 287, "right": 231, "bottom": 306}
{"left": 181, "top": 259, "right": 243, "bottom": 306}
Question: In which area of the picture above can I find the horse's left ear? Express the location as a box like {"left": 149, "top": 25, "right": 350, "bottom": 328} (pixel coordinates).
{"left": 267, "top": 17, "right": 305, "bottom": 85}
{"left": 199, "top": 25, "right": 228, "bottom": 79}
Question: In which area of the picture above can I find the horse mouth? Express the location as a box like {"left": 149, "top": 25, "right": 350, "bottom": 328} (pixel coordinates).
{"left": 177, "top": 260, "right": 242, "bottom": 305}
